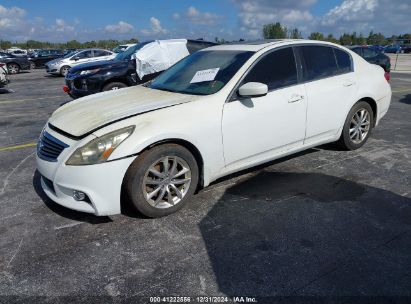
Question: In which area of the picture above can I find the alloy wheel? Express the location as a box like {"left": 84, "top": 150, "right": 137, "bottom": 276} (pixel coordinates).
{"left": 8, "top": 64, "right": 19, "bottom": 74}
{"left": 142, "top": 156, "right": 192, "bottom": 209}
{"left": 349, "top": 108, "right": 371, "bottom": 144}
{"left": 61, "top": 67, "right": 70, "bottom": 76}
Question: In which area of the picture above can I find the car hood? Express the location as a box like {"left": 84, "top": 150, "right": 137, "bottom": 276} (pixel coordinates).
{"left": 49, "top": 85, "right": 199, "bottom": 138}
{"left": 70, "top": 59, "right": 121, "bottom": 73}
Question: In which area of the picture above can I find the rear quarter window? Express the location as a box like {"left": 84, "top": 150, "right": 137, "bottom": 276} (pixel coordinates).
{"left": 334, "top": 48, "right": 352, "bottom": 74}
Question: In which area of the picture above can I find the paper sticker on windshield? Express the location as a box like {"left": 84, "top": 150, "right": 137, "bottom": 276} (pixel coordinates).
{"left": 190, "top": 68, "right": 220, "bottom": 84}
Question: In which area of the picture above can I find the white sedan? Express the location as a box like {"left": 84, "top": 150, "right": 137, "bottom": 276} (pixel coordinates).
{"left": 36, "top": 40, "right": 391, "bottom": 217}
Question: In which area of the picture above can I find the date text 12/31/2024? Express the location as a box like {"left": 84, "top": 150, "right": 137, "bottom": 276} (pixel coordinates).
{"left": 149, "top": 296, "right": 258, "bottom": 303}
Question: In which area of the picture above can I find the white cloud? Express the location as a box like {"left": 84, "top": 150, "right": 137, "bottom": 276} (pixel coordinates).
{"left": 0, "top": 5, "right": 26, "bottom": 18}
{"left": 318, "top": 0, "right": 411, "bottom": 36}
{"left": 232, "top": 0, "right": 315, "bottom": 38}
{"left": 185, "top": 6, "right": 221, "bottom": 25}
{"left": 140, "top": 17, "right": 168, "bottom": 36}
{"left": 105, "top": 21, "right": 134, "bottom": 34}
{"left": 55, "top": 18, "right": 74, "bottom": 32}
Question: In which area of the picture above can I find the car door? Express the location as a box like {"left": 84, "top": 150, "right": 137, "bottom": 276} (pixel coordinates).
{"left": 71, "top": 50, "right": 93, "bottom": 66}
{"left": 92, "top": 50, "right": 113, "bottom": 62}
{"left": 222, "top": 47, "right": 307, "bottom": 168}
{"left": 38, "top": 51, "right": 52, "bottom": 66}
{"left": 299, "top": 45, "right": 358, "bottom": 144}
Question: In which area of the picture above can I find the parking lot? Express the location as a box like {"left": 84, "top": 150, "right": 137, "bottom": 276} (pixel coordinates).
{"left": 0, "top": 69, "right": 410, "bottom": 301}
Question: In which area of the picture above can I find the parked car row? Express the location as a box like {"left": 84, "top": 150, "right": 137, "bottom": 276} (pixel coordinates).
{"left": 0, "top": 51, "right": 31, "bottom": 74}
{"left": 64, "top": 39, "right": 217, "bottom": 98}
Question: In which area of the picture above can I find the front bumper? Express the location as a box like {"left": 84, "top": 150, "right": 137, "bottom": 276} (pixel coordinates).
{"left": 36, "top": 128, "right": 136, "bottom": 216}
{"left": 65, "top": 75, "right": 101, "bottom": 98}
{"left": 45, "top": 64, "right": 60, "bottom": 75}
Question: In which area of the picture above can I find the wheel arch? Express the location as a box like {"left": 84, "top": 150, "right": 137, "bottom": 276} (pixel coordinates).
{"left": 7, "top": 62, "right": 21, "bottom": 68}
{"left": 358, "top": 97, "right": 377, "bottom": 127}
{"left": 141, "top": 138, "right": 205, "bottom": 189}
{"left": 102, "top": 78, "right": 129, "bottom": 91}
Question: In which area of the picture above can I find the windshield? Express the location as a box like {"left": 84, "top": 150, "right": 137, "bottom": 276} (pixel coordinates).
{"left": 149, "top": 50, "right": 254, "bottom": 95}
{"left": 114, "top": 41, "right": 153, "bottom": 61}
{"left": 113, "top": 45, "right": 128, "bottom": 53}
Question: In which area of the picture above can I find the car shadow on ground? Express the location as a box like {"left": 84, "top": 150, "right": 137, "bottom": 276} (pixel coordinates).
{"left": 399, "top": 94, "right": 411, "bottom": 105}
{"left": 32, "top": 170, "right": 112, "bottom": 224}
{"left": 199, "top": 171, "right": 411, "bottom": 297}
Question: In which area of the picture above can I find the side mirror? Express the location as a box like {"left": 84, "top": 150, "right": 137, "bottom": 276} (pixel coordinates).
{"left": 238, "top": 82, "right": 268, "bottom": 98}
{"left": 73, "top": 56, "right": 80, "bottom": 61}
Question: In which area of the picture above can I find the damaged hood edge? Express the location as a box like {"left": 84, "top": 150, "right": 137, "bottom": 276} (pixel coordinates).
{"left": 49, "top": 85, "right": 199, "bottom": 138}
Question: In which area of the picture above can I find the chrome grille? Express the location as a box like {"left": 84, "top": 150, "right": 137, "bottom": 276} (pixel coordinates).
{"left": 37, "top": 131, "right": 69, "bottom": 162}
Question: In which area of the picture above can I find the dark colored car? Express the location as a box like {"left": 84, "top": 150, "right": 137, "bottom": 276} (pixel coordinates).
{"left": 28, "top": 49, "right": 65, "bottom": 69}
{"left": 0, "top": 52, "right": 30, "bottom": 74}
{"left": 401, "top": 45, "right": 411, "bottom": 53}
{"left": 65, "top": 39, "right": 218, "bottom": 99}
{"left": 350, "top": 46, "right": 391, "bottom": 72}
{"left": 384, "top": 45, "right": 402, "bottom": 54}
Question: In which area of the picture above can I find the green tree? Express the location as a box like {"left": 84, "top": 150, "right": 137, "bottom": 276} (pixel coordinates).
{"left": 288, "top": 28, "right": 302, "bottom": 39}
{"left": 308, "top": 32, "right": 324, "bottom": 41}
{"left": 263, "top": 22, "right": 288, "bottom": 39}
{"left": 0, "top": 40, "right": 12, "bottom": 50}
{"left": 339, "top": 33, "right": 353, "bottom": 45}
{"left": 325, "top": 34, "right": 339, "bottom": 44}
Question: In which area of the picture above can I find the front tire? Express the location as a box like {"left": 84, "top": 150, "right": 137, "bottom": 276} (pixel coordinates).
{"left": 338, "top": 101, "right": 374, "bottom": 150}
{"left": 125, "top": 144, "right": 199, "bottom": 218}
{"left": 60, "top": 66, "right": 70, "bottom": 76}
{"left": 102, "top": 82, "right": 127, "bottom": 91}
{"left": 30, "top": 62, "right": 36, "bottom": 70}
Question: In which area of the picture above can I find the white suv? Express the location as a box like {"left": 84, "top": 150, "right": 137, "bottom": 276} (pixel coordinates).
{"left": 36, "top": 40, "right": 391, "bottom": 217}
{"left": 45, "top": 49, "right": 115, "bottom": 76}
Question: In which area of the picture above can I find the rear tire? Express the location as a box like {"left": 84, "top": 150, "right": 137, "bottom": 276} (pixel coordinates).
{"left": 7, "top": 63, "right": 20, "bottom": 74}
{"left": 338, "top": 101, "right": 374, "bottom": 150}
{"left": 124, "top": 144, "right": 199, "bottom": 218}
{"left": 103, "top": 82, "right": 127, "bottom": 91}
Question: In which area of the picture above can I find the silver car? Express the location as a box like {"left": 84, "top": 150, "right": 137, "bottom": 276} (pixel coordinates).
{"left": 45, "top": 49, "right": 115, "bottom": 76}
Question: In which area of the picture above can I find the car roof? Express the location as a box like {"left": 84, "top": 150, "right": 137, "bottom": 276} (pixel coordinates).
{"left": 203, "top": 39, "right": 341, "bottom": 52}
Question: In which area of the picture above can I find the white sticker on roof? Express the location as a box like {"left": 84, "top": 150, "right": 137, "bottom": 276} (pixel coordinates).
{"left": 190, "top": 68, "right": 220, "bottom": 84}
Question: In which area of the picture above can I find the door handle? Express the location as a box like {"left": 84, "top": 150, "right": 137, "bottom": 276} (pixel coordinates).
{"left": 343, "top": 80, "right": 356, "bottom": 87}
{"left": 288, "top": 94, "right": 304, "bottom": 103}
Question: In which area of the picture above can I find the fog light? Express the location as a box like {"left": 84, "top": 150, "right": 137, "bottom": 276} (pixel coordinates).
{"left": 73, "top": 190, "right": 86, "bottom": 201}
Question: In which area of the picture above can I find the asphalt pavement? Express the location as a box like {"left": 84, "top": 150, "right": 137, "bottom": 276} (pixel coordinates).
{"left": 0, "top": 69, "right": 410, "bottom": 303}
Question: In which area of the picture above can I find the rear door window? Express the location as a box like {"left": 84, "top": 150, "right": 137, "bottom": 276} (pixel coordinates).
{"left": 363, "top": 48, "right": 378, "bottom": 58}
{"left": 74, "top": 50, "right": 93, "bottom": 59}
{"left": 94, "top": 50, "right": 111, "bottom": 57}
{"left": 243, "top": 47, "right": 298, "bottom": 91}
{"left": 300, "top": 45, "right": 338, "bottom": 81}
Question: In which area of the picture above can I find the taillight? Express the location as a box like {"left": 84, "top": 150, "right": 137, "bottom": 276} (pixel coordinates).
{"left": 63, "top": 85, "right": 69, "bottom": 93}
{"left": 384, "top": 72, "right": 390, "bottom": 82}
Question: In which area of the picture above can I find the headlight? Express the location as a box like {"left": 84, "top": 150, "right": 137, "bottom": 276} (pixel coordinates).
{"left": 80, "top": 68, "right": 100, "bottom": 75}
{"left": 66, "top": 126, "right": 135, "bottom": 165}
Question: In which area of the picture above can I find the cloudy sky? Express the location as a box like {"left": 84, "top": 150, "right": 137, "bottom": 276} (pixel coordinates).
{"left": 1, "top": 0, "right": 410, "bottom": 42}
